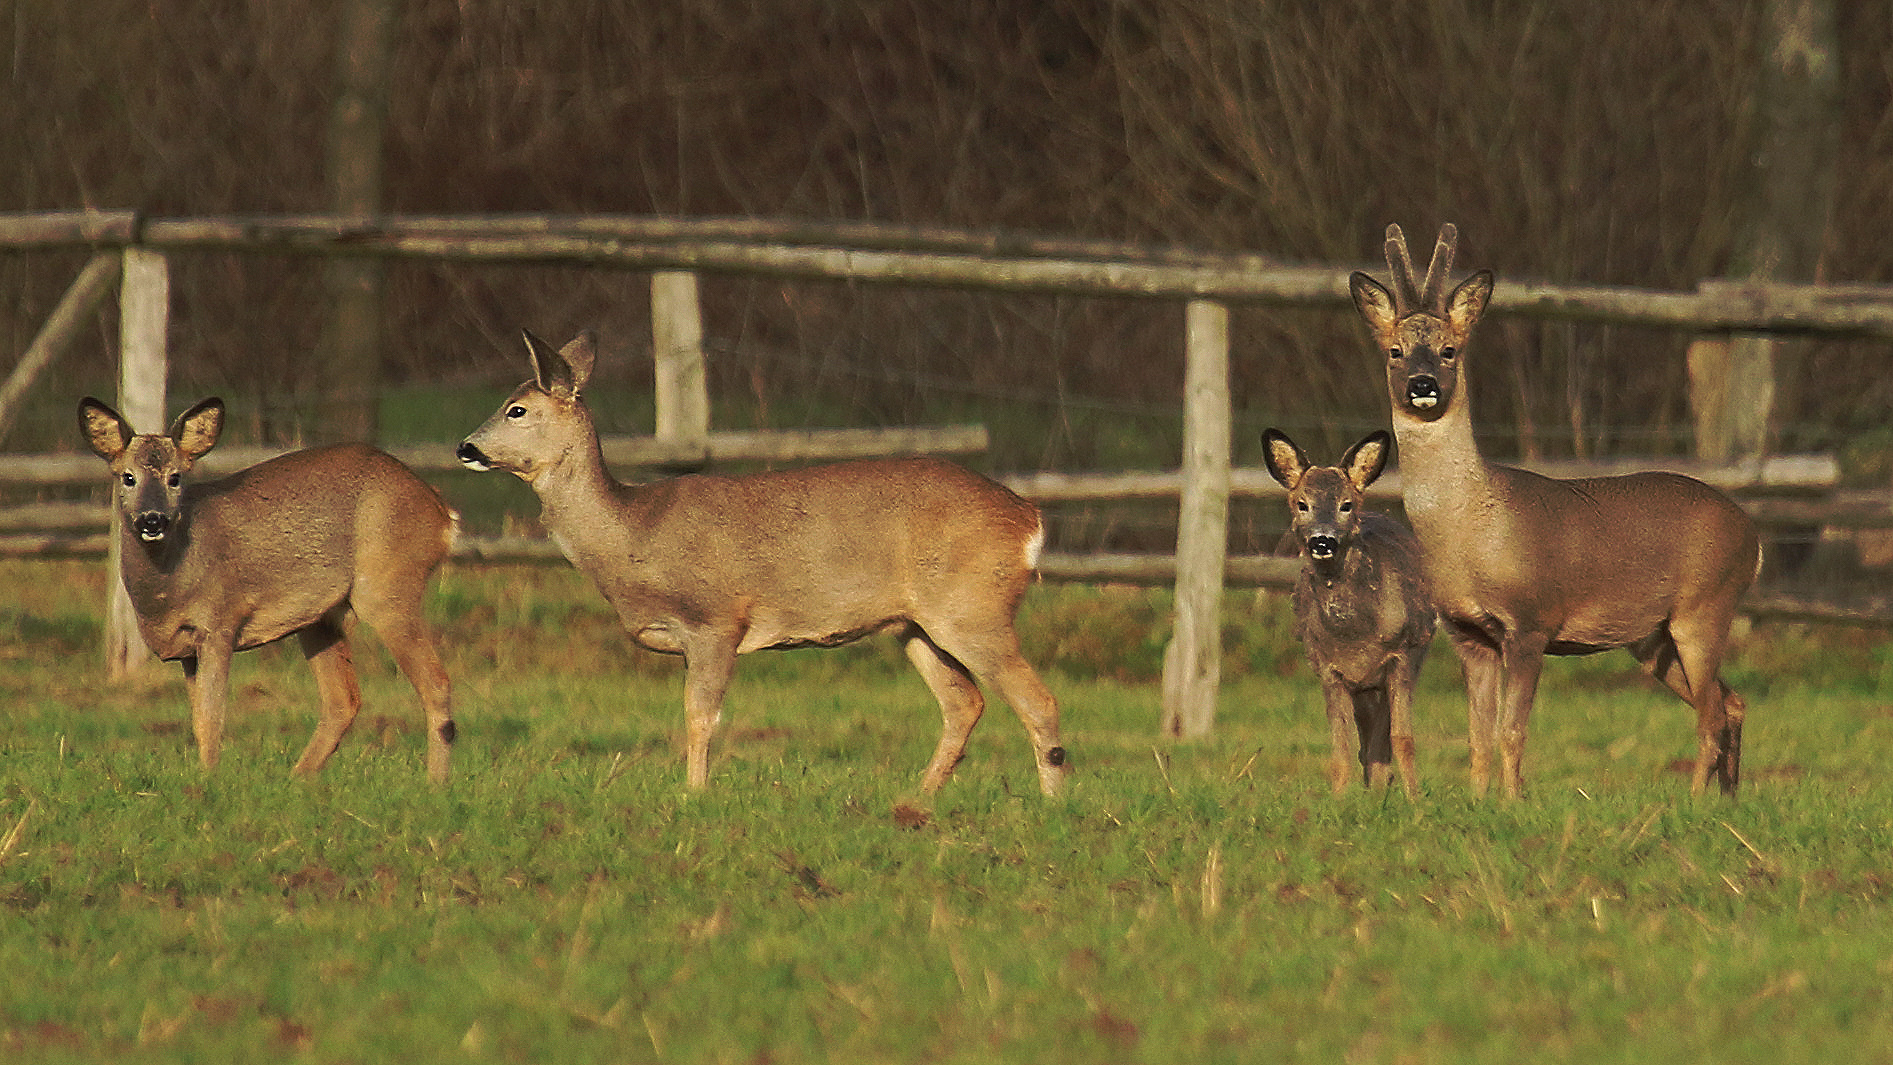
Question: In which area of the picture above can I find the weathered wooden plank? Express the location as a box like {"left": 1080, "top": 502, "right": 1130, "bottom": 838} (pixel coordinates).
{"left": 0, "top": 253, "right": 123, "bottom": 445}
{"left": 1, "top": 212, "right": 1887, "bottom": 336}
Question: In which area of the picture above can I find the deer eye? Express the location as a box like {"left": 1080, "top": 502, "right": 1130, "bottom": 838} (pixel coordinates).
{"left": 1441, "top": 346, "right": 1457, "bottom": 361}
{"left": 121, "top": 472, "right": 135, "bottom": 487}
{"left": 167, "top": 473, "right": 181, "bottom": 488}
{"left": 1339, "top": 501, "right": 1354, "bottom": 513}
{"left": 506, "top": 405, "right": 528, "bottom": 419}
{"left": 1389, "top": 347, "right": 1404, "bottom": 360}
{"left": 1295, "top": 500, "right": 1309, "bottom": 513}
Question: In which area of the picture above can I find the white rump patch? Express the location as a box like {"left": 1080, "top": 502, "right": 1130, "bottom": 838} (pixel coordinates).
{"left": 1024, "top": 523, "right": 1045, "bottom": 570}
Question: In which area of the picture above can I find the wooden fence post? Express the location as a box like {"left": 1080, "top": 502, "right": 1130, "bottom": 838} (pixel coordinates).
{"left": 105, "top": 248, "right": 169, "bottom": 677}
{"left": 651, "top": 271, "right": 710, "bottom": 447}
{"left": 1161, "top": 299, "right": 1231, "bottom": 739}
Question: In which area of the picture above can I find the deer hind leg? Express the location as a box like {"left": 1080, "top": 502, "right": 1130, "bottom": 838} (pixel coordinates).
{"left": 355, "top": 589, "right": 456, "bottom": 784}
{"left": 1350, "top": 685, "right": 1394, "bottom": 792}
{"left": 181, "top": 640, "right": 234, "bottom": 772}
{"left": 293, "top": 611, "right": 363, "bottom": 777}
{"left": 924, "top": 619, "right": 1067, "bottom": 797}
{"left": 1639, "top": 613, "right": 1744, "bottom": 796}
{"left": 901, "top": 627, "right": 986, "bottom": 794}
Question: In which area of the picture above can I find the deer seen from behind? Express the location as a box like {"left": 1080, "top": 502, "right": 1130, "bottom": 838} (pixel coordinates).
{"left": 455, "top": 330, "right": 1069, "bottom": 797}
{"left": 1263, "top": 428, "right": 1434, "bottom": 798}
{"left": 79, "top": 397, "right": 459, "bottom": 782}
{"left": 1349, "top": 224, "right": 1761, "bottom": 798}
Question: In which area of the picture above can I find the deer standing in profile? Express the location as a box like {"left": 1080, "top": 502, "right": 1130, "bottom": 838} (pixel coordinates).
{"left": 79, "top": 397, "right": 459, "bottom": 782}
{"left": 1348, "top": 224, "right": 1762, "bottom": 798}
{"left": 1263, "top": 428, "right": 1434, "bottom": 798}
{"left": 455, "top": 330, "right": 1069, "bottom": 796}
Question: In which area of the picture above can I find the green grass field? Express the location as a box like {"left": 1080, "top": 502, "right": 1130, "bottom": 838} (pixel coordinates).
{"left": 4, "top": 558, "right": 1893, "bottom": 1063}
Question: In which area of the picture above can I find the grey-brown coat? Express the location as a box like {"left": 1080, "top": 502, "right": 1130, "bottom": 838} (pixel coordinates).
{"left": 1264, "top": 428, "right": 1434, "bottom": 797}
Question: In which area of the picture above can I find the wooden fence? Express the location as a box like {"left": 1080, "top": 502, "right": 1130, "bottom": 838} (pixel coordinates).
{"left": 4, "top": 211, "right": 1892, "bottom": 736}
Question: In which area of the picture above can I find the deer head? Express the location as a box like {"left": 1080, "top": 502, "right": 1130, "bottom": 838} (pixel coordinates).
{"left": 1349, "top": 224, "right": 1494, "bottom": 422}
{"left": 1262, "top": 428, "right": 1392, "bottom": 580}
{"left": 79, "top": 396, "right": 225, "bottom": 546}
{"left": 457, "top": 330, "right": 598, "bottom": 483}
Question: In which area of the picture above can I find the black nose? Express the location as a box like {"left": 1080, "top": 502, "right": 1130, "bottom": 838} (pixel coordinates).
{"left": 1407, "top": 376, "right": 1439, "bottom": 402}
{"left": 133, "top": 512, "right": 169, "bottom": 541}
{"left": 456, "top": 442, "right": 489, "bottom": 468}
{"left": 1306, "top": 534, "right": 1339, "bottom": 560}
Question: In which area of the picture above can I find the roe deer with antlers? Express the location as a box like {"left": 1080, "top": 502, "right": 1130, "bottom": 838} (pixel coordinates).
{"left": 455, "top": 330, "right": 1069, "bottom": 796}
{"left": 79, "top": 397, "right": 458, "bottom": 782}
{"left": 1264, "top": 428, "right": 1434, "bottom": 798}
{"left": 1348, "top": 224, "right": 1761, "bottom": 798}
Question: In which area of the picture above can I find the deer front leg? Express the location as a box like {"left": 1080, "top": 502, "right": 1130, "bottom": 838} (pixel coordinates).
{"left": 1320, "top": 676, "right": 1356, "bottom": 796}
{"left": 680, "top": 633, "right": 741, "bottom": 790}
{"left": 181, "top": 641, "right": 233, "bottom": 772}
{"left": 1447, "top": 626, "right": 1501, "bottom": 798}
{"left": 1497, "top": 631, "right": 1550, "bottom": 800}
{"left": 1387, "top": 657, "right": 1420, "bottom": 801}
{"left": 294, "top": 617, "right": 362, "bottom": 778}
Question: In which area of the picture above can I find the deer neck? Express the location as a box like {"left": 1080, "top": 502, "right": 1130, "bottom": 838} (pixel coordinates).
{"left": 114, "top": 518, "right": 198, "bottom": 627}
{"left": 527, "top": 416, "right": 637, "bottom": 554}
{"left": 1388, "top": 389, "right": 1494, "bottom": 537}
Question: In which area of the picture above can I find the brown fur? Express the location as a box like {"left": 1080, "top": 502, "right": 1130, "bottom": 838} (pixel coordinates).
{"left": 1349, "top": 224, "right": 1761, "bottom": 798}
{"left": 457, "top": 330, "right": 1068, "bottom": 795}
{"left": 79, "top": 397, "right": 457, "bottom": 782}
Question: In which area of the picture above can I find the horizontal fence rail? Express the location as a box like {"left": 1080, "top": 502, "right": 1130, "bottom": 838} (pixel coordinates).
{"left": 4, "top": 211, "right": 1893, "bottom": 337}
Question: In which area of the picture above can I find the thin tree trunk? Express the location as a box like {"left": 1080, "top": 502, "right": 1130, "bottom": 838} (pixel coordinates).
{"left": 318, "top": 0, "right": 397, "bottom": 443}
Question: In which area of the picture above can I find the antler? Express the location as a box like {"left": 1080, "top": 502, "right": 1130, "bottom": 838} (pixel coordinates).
{"left": 1382, "top": 224, "right": 1420, "bottom": 318}
{"left": 1383, "top": 223, "right": 1462, "bottom": 317}
{"left": 1418, "top": 223, "right": 1458, "bottom": 313}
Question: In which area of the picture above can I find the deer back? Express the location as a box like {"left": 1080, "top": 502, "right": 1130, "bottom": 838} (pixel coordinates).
{"left": 609, "top": 459, "right": 1042, "bottom": 647}
{"left": 1464, "top": 465, "right": 1760, "bottom": 644}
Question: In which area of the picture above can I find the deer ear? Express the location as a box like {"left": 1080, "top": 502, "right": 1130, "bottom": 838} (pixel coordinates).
{"left": 558, "top": 331, "right": 597, "bottom": 394}
{"left": 1342, "top": 430, "right": 1392, "bottom": 490}
{"left": 78, "top": 397, "right": 132, "bottom": 462}
{"left": 1446, "top": 270, "right": 1494, "bottom": 332}
{"left": 171, "top": 397, "right": 224, "bottom": 461}
{"left": 1349, "top": 272, "right": 1399, "bottom": 341}
{"left": 1261, "top": 429, "right": 1308, "bottom": 489}
{"left": 523, "top": 330, "right": 566, "bottom": 394}
{"left": 523, "top": 330, "right": 595, "bottom": 397}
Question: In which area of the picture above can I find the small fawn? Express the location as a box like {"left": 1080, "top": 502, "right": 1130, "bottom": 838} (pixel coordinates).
{"left": 456, "top": 330, "right": 1069, "bottom": 795}
{"left": 80, "top": 397, "right": 458, "bottom": 782}
{"left": 1264, "top": 429, "right": 1435, "bottom": 797}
